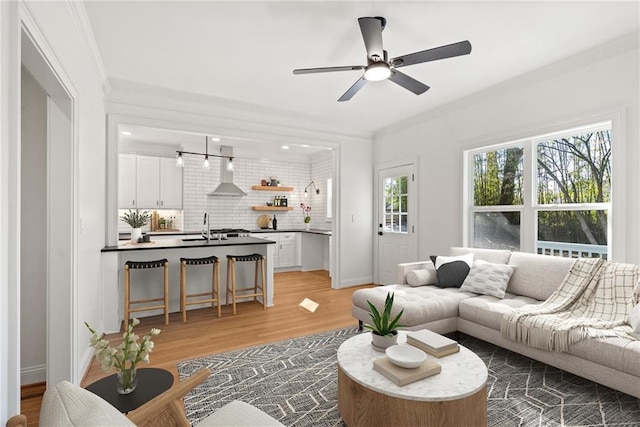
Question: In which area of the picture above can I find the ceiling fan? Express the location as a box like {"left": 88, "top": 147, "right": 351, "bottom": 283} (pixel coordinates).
{"left": 293, "top": 16, "right": 472, "bottom": 102}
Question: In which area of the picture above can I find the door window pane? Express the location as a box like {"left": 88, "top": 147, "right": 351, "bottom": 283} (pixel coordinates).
{"left": 473, "top": 211, "right": 520, "bottom": 251}
{"left": 473, "top": 147, "right": 524, "bottom": 206}
{"left": 383, "top": 175, "right": 408, "bottom": 233}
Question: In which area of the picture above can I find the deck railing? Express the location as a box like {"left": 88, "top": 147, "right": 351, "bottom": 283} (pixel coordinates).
{"left": 536, "top": 241, "right": 608, "bottom": 259}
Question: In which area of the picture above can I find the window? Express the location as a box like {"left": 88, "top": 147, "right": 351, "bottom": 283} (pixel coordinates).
{"left": 383, "top": 175, "right": 408, "bottom": 233}
{"left": 467, "top": 123, "right": 611, "bottom": 258}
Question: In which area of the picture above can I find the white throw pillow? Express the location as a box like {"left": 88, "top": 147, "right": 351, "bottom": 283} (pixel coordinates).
{"left": 460, "top": 259, "right": 515, "bottom": 299}
{"left": 406, "top": 269, "right": 437, "bottom": 287}
{"left": 629, "top": 303, "right": 640, "bottom": 338}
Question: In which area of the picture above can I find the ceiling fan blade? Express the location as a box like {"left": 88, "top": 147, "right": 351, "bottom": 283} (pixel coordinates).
{"left": 293, "top": 65, "right": 364, "bottom": 75}
{"left": 388, "top": 70, "right": 430, "bottom": 95}
{"left": 338, "top": 76, "right": 367, "bottom": 102}
{"left": 391, "top": 40, "right": 472, "bottom": 68}
{"left": 358, "top": 17, "right": 384, "bottom": 60}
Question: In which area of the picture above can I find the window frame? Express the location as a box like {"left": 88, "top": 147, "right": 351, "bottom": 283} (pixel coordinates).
{"left": 464, "top": 119, "right": 618, "bottom": 259}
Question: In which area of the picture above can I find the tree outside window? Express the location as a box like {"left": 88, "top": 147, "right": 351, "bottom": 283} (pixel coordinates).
{"left": 469, "top": 124, "right": 611, "bottom": 258}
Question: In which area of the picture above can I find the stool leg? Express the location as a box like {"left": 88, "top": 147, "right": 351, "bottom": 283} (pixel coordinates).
{"left": 226, "top": 258, "right": 231, "bottom": 306}
{"left": 260, "top": 256, "right": 267, "bottom": 311}
{"left": 164, "top": 262, "right": 170, "bottom": 325}
{"left": 124, "top": 265, "right": 130, "bottom": 328}
{"left": 215, "top": 260, "right": 221, "bottom": 317}
{"left": 181, "top": 261, "right": 187, "bottom": 323}
{"left": 253, "top": 259, "right": 259, "bottom": 302}
{"left": 231, "top": 259, "right": 237, "bottom": 315}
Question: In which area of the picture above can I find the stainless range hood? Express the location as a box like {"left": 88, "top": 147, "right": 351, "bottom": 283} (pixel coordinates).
{"left": 207, "top": 145, "right": 246, "bottom": 197}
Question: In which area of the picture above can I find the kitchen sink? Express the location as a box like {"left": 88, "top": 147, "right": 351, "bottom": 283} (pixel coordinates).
{"left": 182, "top": 236, "right": 228, "bottom": 242}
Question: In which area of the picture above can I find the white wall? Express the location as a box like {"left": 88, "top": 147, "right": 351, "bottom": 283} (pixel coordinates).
{"left": 374, "top": 38, "right": 640, "bottom": 263}
{"left": 310, "top": 150, "right": 332, "bottom": 229}
{"left": 20, "top": 68, "right": 47, "bottom": 385}
{"left": 1, "top": 3, "right": 107, "bottom": 419}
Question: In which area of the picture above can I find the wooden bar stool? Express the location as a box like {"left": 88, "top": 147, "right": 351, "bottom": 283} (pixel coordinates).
{"left": 124, "top": 259, "right": 169, "bottom": 326}
{"left": 180, "top": 255, "right": 221, "bottom": 322}
{"left": 225, "top": 253, "right": 267, "bottom": 315}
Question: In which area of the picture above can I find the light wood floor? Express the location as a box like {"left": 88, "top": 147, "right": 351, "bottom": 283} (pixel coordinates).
{"left": 20, "top": 270, "right": 373, "bottom": 426}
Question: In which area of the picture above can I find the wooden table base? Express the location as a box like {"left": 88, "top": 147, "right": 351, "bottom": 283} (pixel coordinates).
{"left": 338, "top": 367, "right": 487, "bottom": 427}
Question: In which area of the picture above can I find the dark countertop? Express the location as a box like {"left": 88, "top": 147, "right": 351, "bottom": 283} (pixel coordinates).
{"left": 103, "top": 236, "right": 276, "bottom": 252}
{"left": 118, "top": 229, "right": 332, "bottom": 241}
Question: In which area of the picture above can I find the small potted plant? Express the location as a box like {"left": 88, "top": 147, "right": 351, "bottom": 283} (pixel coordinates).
{"left": 300, "top": 203, "right": 311, "bottom": 230}
{"left": 365, "top": 292, "right": 404, "bottom": 351}
{"left": 120, "top": 209, "right": 151, "bottom": 243}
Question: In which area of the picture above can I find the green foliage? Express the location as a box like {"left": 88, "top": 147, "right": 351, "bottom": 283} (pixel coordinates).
{"left": 120, "top": 209, "right": 151, "bottom": 228}
{"left": 364, "top": 292, "right": 404, "bottom": 337}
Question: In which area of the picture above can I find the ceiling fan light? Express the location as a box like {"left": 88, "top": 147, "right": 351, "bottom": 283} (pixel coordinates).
{"left": 364, "top": 63, "right": 391, "bottom": 81}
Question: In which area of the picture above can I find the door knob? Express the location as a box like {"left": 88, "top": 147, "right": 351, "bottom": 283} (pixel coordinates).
{"left": 378, "top": 231, "right": 384, "bottom": 236}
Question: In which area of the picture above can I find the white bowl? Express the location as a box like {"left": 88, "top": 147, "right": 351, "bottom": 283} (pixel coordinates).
{"left": 385, "top": 344, "right": 427, "bottom": 369}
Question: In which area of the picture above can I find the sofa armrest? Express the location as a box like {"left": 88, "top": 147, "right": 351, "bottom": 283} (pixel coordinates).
{"left": 396, "top": 260, "right": 435, "bottom": 285}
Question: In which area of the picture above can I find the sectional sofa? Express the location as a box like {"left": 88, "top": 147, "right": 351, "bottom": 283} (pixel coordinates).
{"left": 351, "top": 247, "right": 640, "bottom": 399}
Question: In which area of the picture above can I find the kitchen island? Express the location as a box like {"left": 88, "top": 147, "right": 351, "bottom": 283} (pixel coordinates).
{"left": 101, "top": 236, "right": 276, "bottom": 332}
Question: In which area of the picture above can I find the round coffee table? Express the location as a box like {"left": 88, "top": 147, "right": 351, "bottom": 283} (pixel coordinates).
{"left": 337, "top": 332, "right": 488, "bottom": 427}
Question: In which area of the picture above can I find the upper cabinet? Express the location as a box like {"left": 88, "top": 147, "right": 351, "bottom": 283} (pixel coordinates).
{"left": 118, "top": 154, "right": 137, "bottom": 209}
{"left": 119, "top": 154, "right": 183, "bottom": 209}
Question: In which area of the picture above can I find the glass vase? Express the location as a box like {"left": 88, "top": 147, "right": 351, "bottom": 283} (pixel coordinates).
{"left": 116, "top": 367, "right": 137, "bottom": 394}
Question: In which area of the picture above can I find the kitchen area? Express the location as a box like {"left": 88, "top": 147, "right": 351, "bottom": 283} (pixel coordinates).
{"left": 101, "top": 127, "right": 334, "bottom": 332}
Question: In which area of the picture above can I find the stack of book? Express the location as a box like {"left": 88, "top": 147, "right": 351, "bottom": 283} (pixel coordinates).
{"left": 372, "top": 357, "right": 441, "bottom": 386}
{"left": 406, "top": 329, "right": 460, "bottom": 357}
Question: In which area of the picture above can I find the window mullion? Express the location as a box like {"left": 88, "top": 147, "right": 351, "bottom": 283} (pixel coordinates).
{"left": 522, "top": 140, "right": 536, "bottom": 253}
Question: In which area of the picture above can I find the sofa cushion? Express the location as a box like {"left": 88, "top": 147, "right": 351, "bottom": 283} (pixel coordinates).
{"left": 40, "top": 381, "right": 135, "bottom": 426}
{"left": 460, "top": 260, "right": 516, "bottom": 298}
{"left": 450, "top": 247, "right": 512, "bottom": 264}
{"left": 430, "top": 253, "right": 474, "bottom": 288}
{"left": 458, "top": 293, "right": 541, "bottom": 331}
{"left": 568, "top": 337, "right": 640, "bottom": 377}
{"left": 352, "top": 284, "right": 474, "bottom": 327}
{"left": 198, "top": 400, "right": 284, "bottom": 426}
{"left": 506, "top": 252, "right": 575, "bottom": 301}
{"left": 629, "top": 303, "right": 640, "bottom": 338}
{"left": 406, "top": 268, "right": 437, "bottom": 287}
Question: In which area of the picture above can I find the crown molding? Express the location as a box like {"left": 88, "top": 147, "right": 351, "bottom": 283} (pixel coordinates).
{"left": 66, "top": 0, "right": 110, "bottom": 95}
{"left": 375, "top": 31, "right": 640, "bottom": 140}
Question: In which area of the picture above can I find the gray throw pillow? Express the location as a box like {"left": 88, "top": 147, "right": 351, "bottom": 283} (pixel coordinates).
{"left": 460, "top": 259, "right": 515, "bottom": 299}
{"left": 430, "top": 253, "right": 474, "bottom": 288}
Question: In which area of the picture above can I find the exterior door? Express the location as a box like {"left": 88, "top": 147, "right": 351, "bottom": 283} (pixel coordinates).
{"left": 376, "top": 163, "right": 417, "bottom": 285}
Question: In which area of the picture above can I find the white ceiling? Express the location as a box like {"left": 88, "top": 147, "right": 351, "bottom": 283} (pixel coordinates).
{"left": 85, "top": 1, "right": 639, "bottom": 151}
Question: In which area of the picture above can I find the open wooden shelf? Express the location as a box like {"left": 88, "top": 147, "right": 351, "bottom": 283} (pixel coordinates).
{"left": 251, "top": 206, "right": 294, "bottom": 211}
{"left": 252, "top": 185, "right": 294, "bottom": 191}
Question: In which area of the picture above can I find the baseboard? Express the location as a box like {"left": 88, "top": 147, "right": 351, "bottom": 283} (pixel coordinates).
{"left": 339, "top": 276, "right": 373, "bottom": 287}
{"left": 21, "top": 363, "right": 46, "bottom": 385}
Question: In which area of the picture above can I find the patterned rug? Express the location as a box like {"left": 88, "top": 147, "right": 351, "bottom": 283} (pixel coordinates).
{"left": 177, "top": 327, "right": 639, "bottom": 426}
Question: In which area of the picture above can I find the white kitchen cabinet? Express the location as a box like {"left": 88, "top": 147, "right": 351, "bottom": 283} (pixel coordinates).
{"left": 253, "top": 232, "right": 300, "bottom": 268}
{"left": 278, "top": 232, "right": 298, "bottom": 268}
{"left": 118, "top": 154, "right": 137, "bottom": 209}
{"left": 132, "top": 155, "right": 183, "bottom": 209}
{"left": 136, "top": 155, "right": 161, "bottom": 208}
{"left": 159, "top": 157, "right": 183, "bottom": 208}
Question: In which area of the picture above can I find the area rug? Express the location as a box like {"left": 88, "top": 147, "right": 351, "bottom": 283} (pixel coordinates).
{"left": 177, "top": 327, "right": 639, "bottom": 426}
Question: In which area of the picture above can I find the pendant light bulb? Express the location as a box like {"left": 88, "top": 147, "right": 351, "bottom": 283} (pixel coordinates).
{"left": 203, "top": 155, "right": 210, "bottom": 169}
{"left": 176, "top": 152, "right": 184, "bottom": 167}
{"left": 227, "top": 158, "right": 234, "bottom": 172}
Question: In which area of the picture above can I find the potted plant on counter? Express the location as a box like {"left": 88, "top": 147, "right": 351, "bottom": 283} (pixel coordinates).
{"left": 300, "top": 203, "right": 311, "bottom": 230}
{"left": 365, "top": 292, "right": 404, "bottom": 351}
{"left": 120, "top": 209, "right": 151, "bottom": 243}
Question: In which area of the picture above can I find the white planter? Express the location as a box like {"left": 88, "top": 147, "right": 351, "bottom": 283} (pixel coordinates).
{"left": 305, "top": 223, "right": 311, "bottom": 231}
{"left": 371, "top": 331, "right": 398, "bottom": 351}
{"left": 131, "top": 228, "right": 142, "bottom": 243}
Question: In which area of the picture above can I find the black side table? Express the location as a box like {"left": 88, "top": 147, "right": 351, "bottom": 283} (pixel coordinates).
{"left": 86, "top": 367, "right": 174, "bottom": 413}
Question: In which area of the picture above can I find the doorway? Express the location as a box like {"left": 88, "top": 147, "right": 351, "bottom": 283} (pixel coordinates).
{"left": 20, "top": 26, "right": 76, "bottom": 388}
{"left": 375, "top": 162, "right": 418, "bottom": 285}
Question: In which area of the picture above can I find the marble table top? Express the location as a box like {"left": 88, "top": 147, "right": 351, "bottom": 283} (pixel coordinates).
{"left": 337, "top": 331, "right": 488, "bottom": 402}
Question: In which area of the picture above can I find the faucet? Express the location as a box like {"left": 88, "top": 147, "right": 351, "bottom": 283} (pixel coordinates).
{"left": 202, "top": 213, "right": 210, "bottom": 241}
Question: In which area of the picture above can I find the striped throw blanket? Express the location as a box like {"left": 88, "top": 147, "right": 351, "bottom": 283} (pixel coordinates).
{"left": 501, "top": 258, "right": 640, "bottom": 352}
